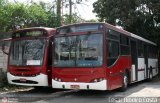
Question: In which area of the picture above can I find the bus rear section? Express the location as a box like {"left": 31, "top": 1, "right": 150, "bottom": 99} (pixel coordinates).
{"left": 7, "top": 27, "right": 55, "bottom": 87}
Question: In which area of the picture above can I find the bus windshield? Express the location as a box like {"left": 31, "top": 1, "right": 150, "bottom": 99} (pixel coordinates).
{"left": 9, "top": 39, "right": 46, "bottom": 66}
{"left": 54, "top": 34, "right": 103, "bottom": 67}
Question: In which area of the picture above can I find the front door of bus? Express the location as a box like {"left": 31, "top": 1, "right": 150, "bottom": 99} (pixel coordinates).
{"left": 130, "top": 40, "right": 138, "bottom": 82}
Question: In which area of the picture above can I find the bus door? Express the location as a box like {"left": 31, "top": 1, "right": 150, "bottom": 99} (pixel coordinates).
{"left": 130, "top": 40, "right": 138, "bottom": 82}
{"left": 144, "top": 44, "right": 148, "bottom": 78}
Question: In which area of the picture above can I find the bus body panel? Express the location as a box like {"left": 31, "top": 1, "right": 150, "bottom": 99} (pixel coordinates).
{"left": 106, "top": 56, "right": 131, "bottom": 90}
{"left": 137, "top": 58, "right": 146, "bottom": 81}
{"left": 52, "top": 67, "right": 107, "bottom": 90}
{"left": 52, "top": 67, "right": 105, "bottom": 82}
{"left": 8, "top": 65, "right": 44, "bottom": 76}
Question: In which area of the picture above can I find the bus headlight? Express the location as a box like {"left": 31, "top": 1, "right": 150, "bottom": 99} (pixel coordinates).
{"left": 58, "top": 78, "right": 61, "bottom": 82}
{"left": 55, "top": 78, "right": 58, "bottom": 81}
{"left": 99, "top": 78, "right": 103, "bottom": 81}
{"left": 54, "top": 78, "right": 62, "bottom": 82}
{"left": 94, "top": 79, "right": 98, "bottom": 82}
{"left": 91, "top": 78, "right": 105, "bottom": 83}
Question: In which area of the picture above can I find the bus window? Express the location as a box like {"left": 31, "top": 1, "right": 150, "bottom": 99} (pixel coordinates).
{"left": 54, "top": 34, "right": 103, "bottom": 67}
{"left": 10, "top": 39, "right": 46, "bottom": 66}
{"left": 138, "top": 41, "right": 144, "bottom": 57}
{"left": 107, "top": 29, "right": 120, "bottom": 40}
{"left": 106, "top": 29, "right": 120, "bottom": 67}
{"left": 120, "top": 34, "right": 130, "bottom": 55}
{"left": 107, "top": 40, "right": 119, "bottom": 66}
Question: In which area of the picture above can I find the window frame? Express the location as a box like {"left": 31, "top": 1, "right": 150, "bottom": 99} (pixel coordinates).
{"left": 53, "top": 33, "right": 104, "bottom": 68}
{"left": 9, "top": 38, "right": 47, "bottom": 66}
{"left": 120, "top": 34, "right": 130, "bottom": 56}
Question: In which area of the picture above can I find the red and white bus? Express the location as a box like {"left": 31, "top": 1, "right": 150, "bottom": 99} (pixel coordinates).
{"left": 52, "top": 23, "right": 158, "bottom": 91}
{"left": 6, "top": 27, "right": 55, "bottom": 87}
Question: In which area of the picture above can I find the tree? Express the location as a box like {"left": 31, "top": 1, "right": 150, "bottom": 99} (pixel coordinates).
{"left": 62, "top": 13, "right": 85, "bottom": 25}
{"left": 0, "top": 1, "right": 58, "bottom": 32}
{"left": 0, "top": 0, "right": 88, "bottom": 32}
{"left": 93, "top": 0, "right": 160, "bottom": 45}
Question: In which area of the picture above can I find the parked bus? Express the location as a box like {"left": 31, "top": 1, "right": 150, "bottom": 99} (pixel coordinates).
{"left": 52, "top": 23, "right": 158, "bottom": 91}
{"left": 4, "top": 27, "right": 55, "bottom": 87}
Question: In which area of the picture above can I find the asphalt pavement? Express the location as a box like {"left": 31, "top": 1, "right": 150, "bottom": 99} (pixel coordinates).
{"left": 1, "top": 79, "right": 160, "bottom": 103}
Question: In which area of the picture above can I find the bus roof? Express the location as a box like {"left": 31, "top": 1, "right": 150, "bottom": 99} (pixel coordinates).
{"left": 57, "top": 22, "right": 156, "bottom": 46}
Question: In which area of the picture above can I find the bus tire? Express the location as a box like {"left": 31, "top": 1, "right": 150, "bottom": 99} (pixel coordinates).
{"left": 120, "top": 72, "right": 128, "bottom": 92}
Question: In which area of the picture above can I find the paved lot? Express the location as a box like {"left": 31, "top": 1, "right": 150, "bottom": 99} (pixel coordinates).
{"left": 1, "top": 79, "right": 160, "bottom": 103}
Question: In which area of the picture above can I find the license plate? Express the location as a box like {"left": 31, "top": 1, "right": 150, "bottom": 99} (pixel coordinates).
{"left": 70, "top": 85, "right": 80, "bottom": 89}
{"left": 19, "top": 78, "right": 27, "bottom": 82}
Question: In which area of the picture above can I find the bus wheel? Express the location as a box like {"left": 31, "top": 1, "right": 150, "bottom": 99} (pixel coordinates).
{"left": 120, "top": 73, "right": 128, "bottom": 92}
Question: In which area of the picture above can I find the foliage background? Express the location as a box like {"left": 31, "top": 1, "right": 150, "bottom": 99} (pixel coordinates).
{"left": 93, "top": 0, "right": 160, "bottom": 50}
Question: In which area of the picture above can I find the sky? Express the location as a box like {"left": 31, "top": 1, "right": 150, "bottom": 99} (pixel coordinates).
{"left": 9, "top": 0, "right": 98, "bottom": 20}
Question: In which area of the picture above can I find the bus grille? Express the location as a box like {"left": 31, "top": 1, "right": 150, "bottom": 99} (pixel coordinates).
{"left": 12, "top": 80, "right": 38, "bottom": 84}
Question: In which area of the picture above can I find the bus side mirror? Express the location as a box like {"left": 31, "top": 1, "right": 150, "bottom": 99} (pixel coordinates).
{"left": 1, "top": 41, "right": 11, "bottom": 55}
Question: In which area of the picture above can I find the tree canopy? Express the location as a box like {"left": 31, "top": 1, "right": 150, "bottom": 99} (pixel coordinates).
{"left": 93, "top": 0, "right": 160, "bottom": 47}
{"left": 0, "top": 0, "right": 85, "bottom": 32}
{"left": 0, "top": 1, "right": 58, "bottom": 32}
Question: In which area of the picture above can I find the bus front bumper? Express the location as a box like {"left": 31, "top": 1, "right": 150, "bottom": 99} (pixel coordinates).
{"left": 52, "top": 79, "right": 107, "bottom": 90}
{"left": 7, "top": 72, "right": 48, "bottom": 86}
